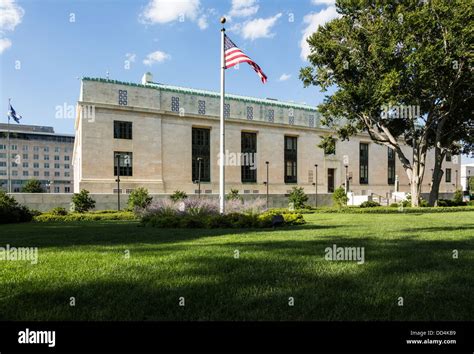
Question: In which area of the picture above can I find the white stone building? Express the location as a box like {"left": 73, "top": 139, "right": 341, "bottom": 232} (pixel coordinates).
{"left": 73, "top": 73, "right": 461, "bottom": 201}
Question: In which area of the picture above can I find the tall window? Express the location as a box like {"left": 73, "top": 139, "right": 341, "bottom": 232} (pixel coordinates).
{"left": 241, "top": 132, "right": 257, "bottom": 183}
{"left": 446, "top": 152, "right": 452, "bottom": 162}
{"left": 114, "top": 121, "right": 132, "bottom": 139}
{"left": 388, "top": 147, "right": 395, "bottom": 184}
{"left": 445, "top": 168, "right": 452, "bottom": 183}
{"left": 360, "top": 143, "right": 369, "bottom": 184}
{"left": 114, "top": 152, "right": 133, "bottom": 176}
{"left": 192, "top": 128, "right": 210, "bottom": 182}
{"left": 284, "top": 136, "right": 297, "bottom": 183}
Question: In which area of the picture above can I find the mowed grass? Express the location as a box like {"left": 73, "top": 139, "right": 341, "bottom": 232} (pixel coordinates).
{"left": 0, "top": 212, "right": 473, "bottom": 321}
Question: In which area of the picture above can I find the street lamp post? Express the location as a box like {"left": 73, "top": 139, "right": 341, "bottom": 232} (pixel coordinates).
{"left": 314, "top": 164, "right": 318, "bottom": 207}
{"left": 265, "top": 161, "right": 269, "bottom": 209}
{"left": 344, "top": 164, "right": 349, "bottom": 194}
{"left": 455, "top": 170, "right": 458, "bottom": 190}
{"left": 115, "top": 154, "right": 121, "bottom": 211}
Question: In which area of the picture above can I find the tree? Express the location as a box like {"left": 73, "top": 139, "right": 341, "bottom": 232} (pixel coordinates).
{"left": 22, "top": 179, "right": 44, "bottom": 193}
{"left": 300, "top": 1, "right": 473, "bottom": 206}
{"left": 288, "top": 186, "right": 308, "bottom": 209}
{"left": 71, "top": 189, "right": 96, "bottom": 213}
{"left": 127, "top": 187, "right": 153, "bottom": 210}
{"left": 333, "top": 187, "right": 348, "bottom": 208}
{"left": 318, "top": 135, "right": 337, "bottom": 155}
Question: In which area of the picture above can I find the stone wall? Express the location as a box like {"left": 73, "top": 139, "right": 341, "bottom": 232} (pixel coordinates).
{"left": 9, "top": 192, "right": 335, "bottom": 212}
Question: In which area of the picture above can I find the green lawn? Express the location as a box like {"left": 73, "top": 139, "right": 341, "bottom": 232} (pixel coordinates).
{"left": 0, "top": 211, "right": 473, "bottom": 321}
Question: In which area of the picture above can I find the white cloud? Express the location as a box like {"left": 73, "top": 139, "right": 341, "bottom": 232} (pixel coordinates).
{"left": 278, "top": 73, "right": 291, "bottom": 81}
{"left": 311, "top": 0, "right": 335, "bottom": 5}
{"left": 0, "top": 0, "right": 24, "bottom": 31}
{"left": 240, "top": 13, "right": 282, "bottom": 40}
{"left": 0, "top": 0, "right": 24, "bottom": 54}
{"left": 125, "top": 53, "right": 136, "bottom": 62}
{"left": 0, "top": 37, "right": 12, "bottom": 53}
{"left": 229, "top": 0, "right": 259, "bottom": 18}
{"left": 143, "top": 50, "right": 170, "bottom": 66}
{"left": 139, "top": 0, "right": 200, "bottom": 24}
{"left": 300, "top": 6, "right": 340, "bottom": 61}
{"left": 198, "top": 15, "right": 208, "bottom": 30}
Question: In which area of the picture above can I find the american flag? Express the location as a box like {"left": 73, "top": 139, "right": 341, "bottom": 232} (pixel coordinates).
{"left": 224, "top": 35, "right": 267, "bottom": 83}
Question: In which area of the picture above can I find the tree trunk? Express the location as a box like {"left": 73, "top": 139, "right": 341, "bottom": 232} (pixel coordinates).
{"left": 428, "top": 147, "right": 446, "bottom": 206}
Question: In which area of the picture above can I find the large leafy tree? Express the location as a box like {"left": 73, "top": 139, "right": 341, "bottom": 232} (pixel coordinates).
{"left": 300, "top": 0, "right": 473, "bottom": 206}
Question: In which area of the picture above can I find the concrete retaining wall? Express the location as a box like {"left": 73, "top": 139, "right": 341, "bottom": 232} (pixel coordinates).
{"left": 7, "top": 192, "right": 454, "bottom": 212}
{"left": 8, "top": 193, "right": 334, "bottom": 212}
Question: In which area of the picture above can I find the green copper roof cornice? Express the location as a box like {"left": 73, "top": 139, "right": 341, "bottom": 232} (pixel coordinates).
{"left": 82, "top": 77, "right": 318, "bottom": 112}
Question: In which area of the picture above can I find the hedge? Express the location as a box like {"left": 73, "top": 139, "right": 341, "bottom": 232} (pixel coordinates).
{"left": 33, "top": 211, "right": 137, "bottom": 222}
{"left": 141, "top": 210, "right": 305, "bottom": 229}
{"left": 312, "top": 206, "right": 474, "bottom": 214}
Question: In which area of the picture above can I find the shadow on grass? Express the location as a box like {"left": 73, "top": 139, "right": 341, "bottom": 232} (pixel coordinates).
{"left": 1, "top": 234, "right": 473, "bottom": 321}
{"left": 0, "top": 221, "right": 348, "bottom": 248}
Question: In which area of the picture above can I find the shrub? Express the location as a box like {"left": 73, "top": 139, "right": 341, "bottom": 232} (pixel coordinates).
{"left": 226, "top": 198, "right": 267, "bottom": 214}
{"left": 453, "top": 189, "right": 464, "bottom": 205}
{"left": 333, "top": 187, "right": 348, "bottom": 207}
{"left": 288, "top": 186, "right": 308, "bottom": 209}
{"left": 181, "top": 198, "right": 219, "bottom": 216}
{"left": 0, "top": 190, "right": 33, "bottom": 224}
{"left": 438, "top": 198, "right": 466, "bottom": 207}
{"left": 141, "top": 207, "right": 305, "bottom": 229}
{"left": 21, "top": 179, "right": 44, "bottom": 193}
{"left": 360, "top": 201, "right": 381, "bottom": 208}
{"left": 71, "top": 189, "right": 96, "bottom": 213}
{"left": 170, "top": 190, "right": 187, "bottom": 202}
{"left": 389, "top": 203, "right": 399, "bottom": 208}
{"left": 127, "top": 187, "right": 153, "bottom": 210}
{"left": 34, "top": 211, "right": 136, "bottom": 222}
{"left": 49, "top": 207, "right": 68, "bottom": 216}
{"left": 226, "top": 189, "right": 243, "bottom": 201}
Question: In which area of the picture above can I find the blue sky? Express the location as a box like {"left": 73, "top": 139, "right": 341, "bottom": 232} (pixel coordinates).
{"left": 1, "top": 0, "right": 336, "bottom": 132}
{"left": 1, "top": 0, "right": 472, "bottom": 163}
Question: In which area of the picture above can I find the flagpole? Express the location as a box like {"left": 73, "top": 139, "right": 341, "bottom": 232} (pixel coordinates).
{"left": 7, "top": 98, "right": 11, "bottom": 194}
{"left": 219, "top": 17, "right": 226, "bottom": 214}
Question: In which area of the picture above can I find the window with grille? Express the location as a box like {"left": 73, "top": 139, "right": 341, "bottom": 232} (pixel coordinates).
{"left": 192, "top": 128, "right": 210, "bottom": 182}
{"left": 171, "top": 97, "right": 180, "bottom": 112}
{"left": 114, "top": 121, "right": 132, "bottom": 139}
{"left": 241, "top": 132, "right": 257, "bottom": 183}
{"left": 284, "top": 136, "right": 297, "bottom": 183}
{"left": 246, "top": 106, "right": 253, "bottom": 120}
{"left": 114, "top": 152, "right": 133, "bottom": 176}
{"left": 309, "top": 115, "right": 315, "bottom": 127}
{"left": 360, "top": 143, "right": 369, "bottom": 184}
{"left": 198, "top": 100, "right": 206, "bottom": 115}
{"left": 267, "top": 109, "right": 274, "bottom": 123}
{"left": 118, "top": 90, "right": 128, "bottom": 106}
{"left": 224, "top": 103, "right": 230, "bottom": 118}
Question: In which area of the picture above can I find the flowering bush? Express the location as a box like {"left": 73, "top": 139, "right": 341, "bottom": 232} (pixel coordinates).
{"left": 139, "top": 197, "right": 303, "bottom": 228}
